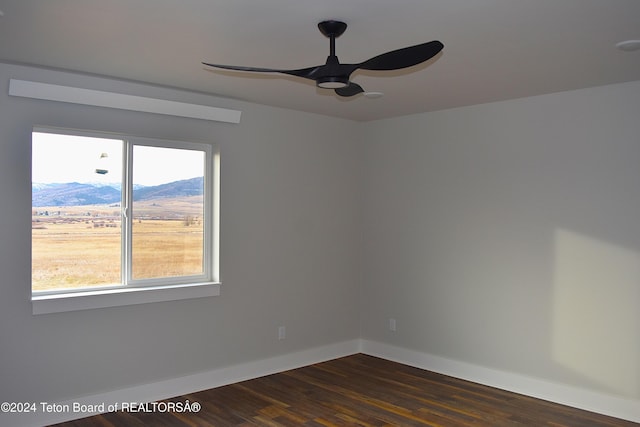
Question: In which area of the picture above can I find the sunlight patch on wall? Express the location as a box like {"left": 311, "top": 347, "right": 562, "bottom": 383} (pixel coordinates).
{"left": 553, "top": 229, "right": 639, "bottom": 397}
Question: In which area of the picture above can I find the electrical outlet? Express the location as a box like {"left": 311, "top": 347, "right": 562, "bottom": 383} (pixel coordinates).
{"left": 389, "top": 318, "right": 397, "bottom": 332}
{"left": 278, "top": 326, "right": 286, "bottom": 340}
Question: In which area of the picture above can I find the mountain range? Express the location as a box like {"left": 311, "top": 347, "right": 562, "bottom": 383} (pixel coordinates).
{"left": 32, "top": 176, "right": 203, "bottom": 207}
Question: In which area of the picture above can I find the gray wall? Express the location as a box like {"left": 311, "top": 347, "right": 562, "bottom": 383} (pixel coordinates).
{"left": 1, "top": 59, "right": 639, "bottom": 412}
{"left": 361, "top": 81, "right": 640, "bottom": 399}
{"left": 0, "top": 62, "right": 362, "bottom": 403}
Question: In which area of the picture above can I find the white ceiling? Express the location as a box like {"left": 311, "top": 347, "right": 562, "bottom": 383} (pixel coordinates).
{"left": 1, "top": 0, "right": 639, "bottom": 121}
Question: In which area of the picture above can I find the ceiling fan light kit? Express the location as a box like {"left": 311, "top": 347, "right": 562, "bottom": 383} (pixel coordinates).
{"left": 316, "top": 76, "right": 350, "bottom": 89}
{"left": 203, "top": 20, "right": 443, "bottom": 98}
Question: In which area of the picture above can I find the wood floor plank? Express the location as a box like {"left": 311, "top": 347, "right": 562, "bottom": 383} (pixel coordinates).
{"left": 50, "top": 354, "right": 638, "bottom": 426}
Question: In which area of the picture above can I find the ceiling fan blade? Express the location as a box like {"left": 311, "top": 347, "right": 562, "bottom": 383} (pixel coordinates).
{"left": 358, "top": 40, "right": 444, "bottom": 71}
{"left": 202, "top": 62, "right": 322, "bottom": 80}
{"left": 335, "top": 82, "right": 365, "bottom": 97}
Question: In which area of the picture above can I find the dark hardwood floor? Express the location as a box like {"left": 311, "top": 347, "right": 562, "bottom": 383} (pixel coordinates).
{"left": 52, "top": 354, "right": 637, "bottom": 426}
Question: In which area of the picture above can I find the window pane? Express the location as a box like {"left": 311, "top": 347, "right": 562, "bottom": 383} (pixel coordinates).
{"left": 131, "top": 145, "right": 205, "bottom": 280}
{"left": 32, "top": 132, "right": 123, "bottom": 291}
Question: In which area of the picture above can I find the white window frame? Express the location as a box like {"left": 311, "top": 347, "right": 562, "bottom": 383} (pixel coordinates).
{"left": 31, "top": 127, "right": 220, "bottom": 315}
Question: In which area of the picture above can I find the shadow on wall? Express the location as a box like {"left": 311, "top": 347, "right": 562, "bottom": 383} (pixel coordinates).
{"left": 553, "top": 228, "right": 640, "bottom": 397}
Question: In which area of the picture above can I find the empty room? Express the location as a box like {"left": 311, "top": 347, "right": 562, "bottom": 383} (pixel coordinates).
{"left": 1, "top": 1, "right": 639, "bottom": 426}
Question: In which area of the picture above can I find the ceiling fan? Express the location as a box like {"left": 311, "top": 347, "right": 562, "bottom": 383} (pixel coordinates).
{"left": 202, "top": 20, "right": 444, "bottom": 97}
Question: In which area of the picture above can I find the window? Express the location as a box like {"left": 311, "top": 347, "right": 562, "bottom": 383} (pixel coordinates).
{"left": 31, "top": 128, "right": 220, "bottom": 314}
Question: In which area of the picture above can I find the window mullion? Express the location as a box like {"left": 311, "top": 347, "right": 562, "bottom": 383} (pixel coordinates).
{"left": 122, "top": 140, "right": 134, "bottom": 286}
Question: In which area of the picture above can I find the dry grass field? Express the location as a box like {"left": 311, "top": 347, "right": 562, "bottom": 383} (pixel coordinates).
{"left": 32, "top": 197, "right": 204, "bottom": 292}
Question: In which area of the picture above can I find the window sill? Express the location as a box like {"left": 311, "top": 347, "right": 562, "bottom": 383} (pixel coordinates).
{"left": 32, "top": 282, "right": 221, "bottom": 315}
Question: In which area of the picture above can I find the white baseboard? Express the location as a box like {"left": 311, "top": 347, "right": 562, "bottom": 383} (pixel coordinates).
{"left": 5, "top": 338, "right": 638, "bottom": 426}
{"left": 1, "top": 340, "right": 361, "bottom": 427}
{"left": 360, "top": 340, "right": 640, "bottom": 423}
